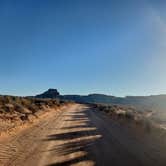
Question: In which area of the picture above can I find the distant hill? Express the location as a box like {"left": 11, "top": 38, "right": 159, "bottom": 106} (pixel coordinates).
{"left": 59, "top": 94, "right": 116, "bottom": 104}
{"left": 35, "top": 89, "right": 60, "bottom": 98}
{"left": 60, "top": 94, "right": 166, "bottom": 110}
{"left": 35, "top": 89, "right": 166, "bottom": 111}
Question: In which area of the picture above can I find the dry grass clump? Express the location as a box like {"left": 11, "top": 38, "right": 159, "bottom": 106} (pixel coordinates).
{"left": 92, "top": 103, "right": 136, "bottom": 119}
{"left": 0, "top": 95, "right": 68, "bottom": 122}
{"left": 91, "top": 103, "right": 155, "bottom": 132}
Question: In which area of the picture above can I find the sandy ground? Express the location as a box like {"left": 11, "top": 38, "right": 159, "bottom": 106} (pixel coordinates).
{"left": 0, "top": 104, "right": 166, "bottom": 166}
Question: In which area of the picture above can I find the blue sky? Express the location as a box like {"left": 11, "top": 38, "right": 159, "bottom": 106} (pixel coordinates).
{"left": 0, "top": 0, "right": 166, "bottom": 96}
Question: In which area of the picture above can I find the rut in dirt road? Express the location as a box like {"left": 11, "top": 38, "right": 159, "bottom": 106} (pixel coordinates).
{"left": 0, "top": 104, "right": 166, "bottom": 166}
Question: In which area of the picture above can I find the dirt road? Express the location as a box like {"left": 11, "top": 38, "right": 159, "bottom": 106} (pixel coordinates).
{"left": 0, "top": 104, "right": 165, "bottom": 166}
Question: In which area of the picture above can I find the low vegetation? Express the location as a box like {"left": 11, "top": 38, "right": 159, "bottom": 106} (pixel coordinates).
{"left": 0, "top": 96, "right": 66, "bottom": 119}
{"left": 0, "top": 95, "right": 70, "bottom": 135}
{"left": 91, "top": 103, "right": 161, "bottom": 133}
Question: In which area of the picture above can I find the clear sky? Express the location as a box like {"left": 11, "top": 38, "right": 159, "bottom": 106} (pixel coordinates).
{"left": 0, "top": 0, "right": 166, "bottom": 96}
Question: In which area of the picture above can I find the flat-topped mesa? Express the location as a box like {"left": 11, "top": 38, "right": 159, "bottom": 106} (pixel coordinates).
{"left": 36, "top": 89, "right": 60, "bottom": 98}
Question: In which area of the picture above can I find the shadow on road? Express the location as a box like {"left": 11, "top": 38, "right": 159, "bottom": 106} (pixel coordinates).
{"left": 44, "top": 106, "right": 102, "bottom": 166}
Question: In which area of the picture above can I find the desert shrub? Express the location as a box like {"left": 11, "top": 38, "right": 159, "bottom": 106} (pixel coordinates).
{"left": 59, "top": 100, "right": 66, "bottom": 104}
{"left": 20, "top": 98, "right": 32, "bottom": 106}
{"left": 20, "top": 114, "right": 28, "bottom": 121}
{"left": 3, "top": 104, "right": 15, "bottom": 113}
{"left": 14, "top": 103, "right": 25, "bottom": 113}
{"left": 144, "top": 120, "right": 152, "bottom": 133}
{"left": 0, "top": 108, "right": 5, "bottom": 113}
{"left": 104, "top": 109, "right": 110, "bottom": 113}
{"left": 27, "top": 104, "right": 38, "bottom": 113}
{"left": 112, "top": 105, "right": 119, "bottom": 109}
{"left": 54, "top": 98, "right": 60, "bottom": 104}
{"left": 125, "top": 111, "right": 134, "bottom": 120}
{"left": 109, "top": 107, "right": 116, "bottom": 113}
{"left": 117, "top": 112, "right": 124, "bottom": 118}
{"left": 5, "top": 96, "right": 14, "bottom": 103}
